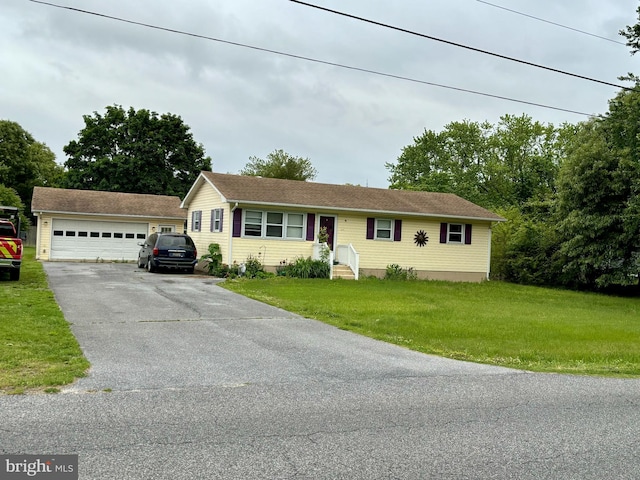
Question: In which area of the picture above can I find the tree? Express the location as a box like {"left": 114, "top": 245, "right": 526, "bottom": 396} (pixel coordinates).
{"left": 620, "top": 6, "right": 640, "bottom": 55}
{"left": 556, "top": 89, "right": 640, "bottom": 289}
{"left": 240, "top": 149, "right": 317, "bottom": 181}
{"left": 386, "top": 115, "right": 568, "bottom": 210}
{"left": 0, "top": 184, "right": 29, "bottom": 230}
{"left": 0, "top": 120, "right": 62, "bottom": 212}
{"left": 62, "top": 105, "right": 212, "bottom": 198}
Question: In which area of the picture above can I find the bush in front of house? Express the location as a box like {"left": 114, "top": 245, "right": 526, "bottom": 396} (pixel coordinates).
{"left": 200, "top": 243, "right": 223, "bottom": 276}
{"left": 385, "top": 264, "right": 417, "bottom": 281}
{"left": 278, "top": 257, "right": 330, "bottom": 279}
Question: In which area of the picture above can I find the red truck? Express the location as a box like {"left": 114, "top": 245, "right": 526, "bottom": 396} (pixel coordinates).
{"left": 0, "top": 206, "right": 23, "bottom": 281}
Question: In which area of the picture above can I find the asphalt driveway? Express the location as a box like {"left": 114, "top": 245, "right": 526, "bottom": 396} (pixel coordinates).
{"left": 44, "top": 262, "right": 513, "bottom": 392}
{"left": 1, "top": 262, "right": 639, "bottom": 479}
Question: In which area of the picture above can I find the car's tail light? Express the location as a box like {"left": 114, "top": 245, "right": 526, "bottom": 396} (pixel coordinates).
{"left": 153, "top": 247, "right": 159, "bottom": 256}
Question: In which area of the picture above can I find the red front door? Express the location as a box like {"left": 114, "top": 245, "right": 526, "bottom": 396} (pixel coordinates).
{"left": 319, "top": 216, "right": 335, "bottom": 251}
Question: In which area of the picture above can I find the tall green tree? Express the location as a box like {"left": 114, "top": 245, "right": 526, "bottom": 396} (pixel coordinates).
{"left": 240, "top": 149, "right": 317, "bottom": 181}
{"left": 62, "top": 105, "right": 212, "bottom": 198}
{"left": 0, "top": 120, "right": 62, "bottom": 212}
{"left": 386, "top": 115, "right": 568, "bottom": 210}
{"left": 556, "top": 89, "right": 640, "bottom": 289}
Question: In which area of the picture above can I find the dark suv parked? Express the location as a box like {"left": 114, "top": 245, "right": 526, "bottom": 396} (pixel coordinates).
{"left": 137, "top": 233, "right": 198, "bottom": 273}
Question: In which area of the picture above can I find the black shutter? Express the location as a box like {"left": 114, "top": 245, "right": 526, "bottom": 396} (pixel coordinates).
{"left": 394, "top": 219, "right": 402, "bottom": 242}
{"left": 465, "top": 224, "right": 472, "bottom": 245}
{"left": 233, "top": 208, "right": 242, "bottom": 238}
{"left": 210, "top": 210, "right": 215, "bottom": 232}
{"left": 306, "top": 213, "right": 315, "bottom": 241}
{"left": 219, "top": 209, "right": 224, "bottom": 232}
{"left": 366, "top": 218, "right": 375, "bottom": 240}
{"left": 440, "top": 223, "right": 448, "bottom": 243}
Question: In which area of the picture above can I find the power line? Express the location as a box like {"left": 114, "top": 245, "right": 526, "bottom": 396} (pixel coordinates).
{"left": 476, "top": 0, "right": 626, "bottom": 46}
{"left": 29, "top": 0, "right": 594, "bottom": 116}
{"left": 289, "top": 0, "right": 632, "bottom": 91}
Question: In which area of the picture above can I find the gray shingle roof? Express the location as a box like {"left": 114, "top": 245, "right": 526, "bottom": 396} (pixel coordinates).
{"left": 197, "top": 172, "right": 504, "bottom": 221}
{"left": 31, "top": 187, "right": 186, "bottom": 219}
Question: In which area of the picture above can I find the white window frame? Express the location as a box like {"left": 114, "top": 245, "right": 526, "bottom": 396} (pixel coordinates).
{"left": 286, "top": 213, "right": 304, "bottom": 239}
{"left": 159, "top": 225, "right": 175, "bottom": 233}
{"left": 212, "top": 209, "right": 222, "bottom": 233}
{"left": 375, "top": 218, "right": 393, "bottom": 240}
{"left": 243, "top": 210, "right": 305, "bottom": 240}
{"left": 447, "top": 223, "right": 464, "bottom": 244}
{"left": 191, "top": 211, "right": 202, "bottom": 232}
{"left": 244, "top": 210, "right": 263, "bottom": 237}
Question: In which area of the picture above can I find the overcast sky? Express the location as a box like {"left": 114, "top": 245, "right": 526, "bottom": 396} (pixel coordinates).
{"left": 2, "top": 0, "right": 638, "bottom": 189}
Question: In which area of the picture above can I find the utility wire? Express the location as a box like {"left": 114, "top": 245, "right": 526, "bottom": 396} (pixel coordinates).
{"left": 289, "top": 0, "right": 632, "bottom": 91}
{"left": 476, "top": 0, "right": 626, "bottom": 46}
{"left": 30, "top": 0, "right": 594, "bottom": 116}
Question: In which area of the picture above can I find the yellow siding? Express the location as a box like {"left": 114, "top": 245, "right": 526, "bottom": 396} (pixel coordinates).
{"left": 229, "top": 205, "right": 316, "bottom": 267}
{"left": 336, "top": 214, "right": 491, "bottom": 274}
{"left": 230, "top": 238, "right": 314, "bottom": 268}
{"left": 185, "top": 183, "right": 494, "bottom": 279}
{"left": 186, "top": 184, "right": 230, "bottom": 263}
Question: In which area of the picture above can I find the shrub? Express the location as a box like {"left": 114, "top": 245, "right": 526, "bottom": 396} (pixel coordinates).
{"left": 280, "top": 256, "right": 330, "bottom": 279}
{"left": 385, "top": 264, "right": 417, "bottom": 281}
{"left": 200, "top": 243, "right": 223, "bottom": 276}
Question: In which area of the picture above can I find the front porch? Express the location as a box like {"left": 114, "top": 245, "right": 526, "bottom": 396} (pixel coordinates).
{"left": 313, "top": 243, "right": 359, "bottom": 280}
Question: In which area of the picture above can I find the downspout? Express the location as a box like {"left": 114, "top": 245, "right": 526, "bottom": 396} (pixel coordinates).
{"left": 487, "top": 224, "right": 493, "bottom": 281}
{"left": 34, "top": 212, "right": 41, "bottom": 260}
{"left": 228, "top": 202, "right": 238, "bottom": 265}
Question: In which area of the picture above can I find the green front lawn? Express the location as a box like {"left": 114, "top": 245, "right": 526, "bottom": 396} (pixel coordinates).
{"left": 222, "top": 277, "right": 640, "bottom": 377}
{"left": 0, "top": 248, "right": 89, "bottom": 394}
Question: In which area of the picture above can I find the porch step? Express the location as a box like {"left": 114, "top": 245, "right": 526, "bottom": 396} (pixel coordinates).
{"left": 333, "top": 264, "right": 355, "bottom": 280}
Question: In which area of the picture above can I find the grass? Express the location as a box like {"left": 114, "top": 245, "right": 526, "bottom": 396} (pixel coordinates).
{"left": 0, "top": 247, "right": 89, "bottom": 394}
{"left": 222, "top": 277, "right": 640, "bottom": 377}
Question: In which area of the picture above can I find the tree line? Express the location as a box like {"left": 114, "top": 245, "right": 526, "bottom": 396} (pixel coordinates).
{"left": 387, "top": 88, "right": 640, "bottom": 292}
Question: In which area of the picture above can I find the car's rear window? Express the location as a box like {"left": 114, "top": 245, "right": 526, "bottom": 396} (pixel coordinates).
{"left": 157, "top": 235, "right": 194, "bottom": 248}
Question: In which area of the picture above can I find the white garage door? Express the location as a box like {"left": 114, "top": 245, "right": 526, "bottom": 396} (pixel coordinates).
{"left": 51, "top": 219, "right": 148, "bottom": 261}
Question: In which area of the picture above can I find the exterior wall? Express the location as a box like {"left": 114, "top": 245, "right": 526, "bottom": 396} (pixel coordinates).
{"left": 186, "top": 185, "right": 495, "bottom": 281}
{"left": 34, "top": 213, "right": 184, "bottom": 261}
{"left": 185, "top": 185, "right": 230, "bottom": 267}
{"left": 227, "top": 205, "right": 316, "bottom": 268}
{"left": 336, "top": 214, "right": 491, "bottom": 276}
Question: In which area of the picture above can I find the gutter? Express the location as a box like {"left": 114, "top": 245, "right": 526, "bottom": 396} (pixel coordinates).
{"left": 228, "top": 202, "right": 239, "bottom": 264}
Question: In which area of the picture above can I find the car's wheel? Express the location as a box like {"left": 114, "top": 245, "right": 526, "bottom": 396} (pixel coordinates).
{"left": 147, "top": 258, "right": 156, "bottom": 273}
{"left": 9, "top": 268, "right": 20, "bottom": 281}
{"left": 137, "top": 256, "right": 144, "bottom": 269}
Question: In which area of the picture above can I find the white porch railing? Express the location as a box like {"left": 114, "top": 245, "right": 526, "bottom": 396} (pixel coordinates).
{"left": 335, "top": 244, "right": 360, "bottom": 280}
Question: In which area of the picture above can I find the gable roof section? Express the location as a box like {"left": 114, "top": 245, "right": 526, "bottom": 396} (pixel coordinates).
{"left": 32, "top": 187, "right": 186, "bottom": 219}
{"left": 190, "top": 172, "right": 503, "bottom": 221}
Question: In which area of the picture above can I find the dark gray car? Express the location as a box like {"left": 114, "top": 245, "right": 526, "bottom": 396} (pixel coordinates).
{"left": 137, "top": 232, "right": 197, "bottom": 273}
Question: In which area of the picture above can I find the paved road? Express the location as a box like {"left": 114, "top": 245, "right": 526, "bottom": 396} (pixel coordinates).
{"left": 1, "top": 263, "right": 639, "bottom": 479}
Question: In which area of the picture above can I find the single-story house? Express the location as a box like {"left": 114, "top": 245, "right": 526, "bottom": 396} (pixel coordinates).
{"left": 181, "top": 172, "right": 505, "bottom": 281}
{"left": 31, "top": 187, "right": 187, "bottom": 261}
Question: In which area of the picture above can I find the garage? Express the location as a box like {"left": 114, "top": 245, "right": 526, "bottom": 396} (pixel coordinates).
{"left": 32, "top": 187, "right": 187, "bottom": 262}
{"left": 51, "top": 219, "right": 148, "bottom": 260}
